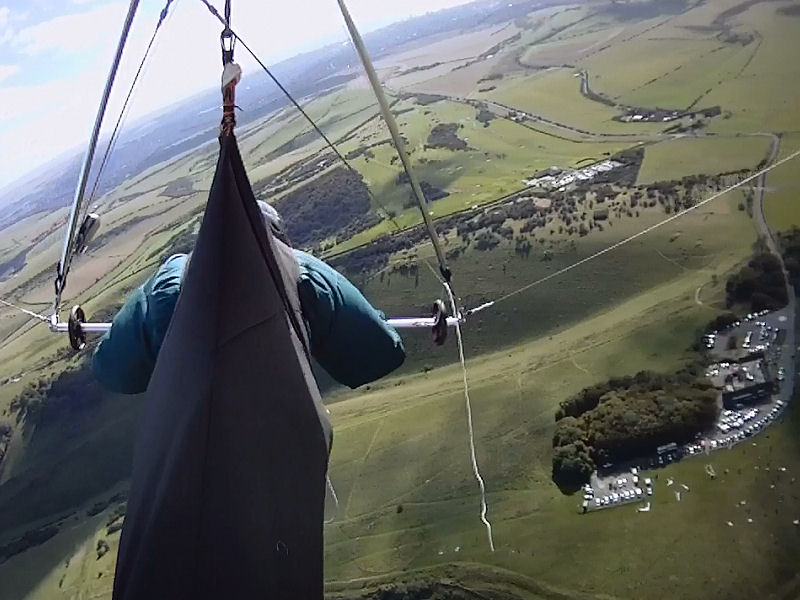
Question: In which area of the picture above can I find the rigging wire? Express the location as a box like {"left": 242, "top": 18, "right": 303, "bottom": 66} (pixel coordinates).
{"left": 467, "top": 148, "right": 800, "bottom": 317}
{"left": 0, "top": 299, "right": 49, "bottom": 323}
{"left": 196, "top": 0, "right": 401, "bottom": 231}
{"left": 84, "top": 0, "right": 178, "bottom": 215}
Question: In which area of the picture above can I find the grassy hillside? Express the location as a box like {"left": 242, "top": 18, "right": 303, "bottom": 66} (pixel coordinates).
{"left": 764, "top": 133, "right": 800, "bottom": 232}
{"left": 6, "top": 225, "right": 799, "bottom": 599}
{"left": 636, "top": 135, "right": 772, "bottom": 185}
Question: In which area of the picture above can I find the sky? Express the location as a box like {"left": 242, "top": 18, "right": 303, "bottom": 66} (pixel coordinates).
{"left": 0, "top": 0, "right": 474, "bottom": 190}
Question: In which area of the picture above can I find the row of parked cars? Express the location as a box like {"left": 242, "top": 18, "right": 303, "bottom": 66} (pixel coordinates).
{"left": 592, "top": 487, "right": 647, "bottom": 507}
{"left": 743, "top": 320, "right": 777, "bottom": 352}
{"left": 745, "top": 309, "right": 772, "bottom": 321}
{"left": 585, "top": 469, "right": 654, "bottom": 510}
{"left": 684, "top": 400, "right": 786, "bottom": 455}
{"left": 717, "top": 407, "right": 760, "bottom": 433}
{"left": 703, "top": 308, "right": 773, "bottom": 350}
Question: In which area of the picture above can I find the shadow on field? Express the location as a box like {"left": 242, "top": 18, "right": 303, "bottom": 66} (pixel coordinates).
{"left": 0, "top": 372, "right": 141, "bottom": 600}
{"left": 325, "top": 561, "right": 593, "bottom": 599}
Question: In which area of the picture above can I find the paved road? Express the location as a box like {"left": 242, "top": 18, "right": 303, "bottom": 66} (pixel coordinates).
{"left": 751, "top": 134, "right": 797, "bottom": 406}
{"left": 753, "top": 134, "right": 783, "bottom": 255}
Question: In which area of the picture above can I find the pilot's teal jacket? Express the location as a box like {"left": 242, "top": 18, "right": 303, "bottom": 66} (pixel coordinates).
{"left": 92, "top": 252, "right": 405, "bottom": 394}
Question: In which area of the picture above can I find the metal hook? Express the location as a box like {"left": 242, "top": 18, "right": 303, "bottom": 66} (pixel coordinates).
{"left": 220, "top": 29, "right": 235, "bottom": 65}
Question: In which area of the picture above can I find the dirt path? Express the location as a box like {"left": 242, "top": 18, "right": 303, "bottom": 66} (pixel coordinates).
{"left": 694, "top": 284, "right": 705, "bottom": 306}
{"left": 656, "top": 248, "right": 689, "bottom": 271}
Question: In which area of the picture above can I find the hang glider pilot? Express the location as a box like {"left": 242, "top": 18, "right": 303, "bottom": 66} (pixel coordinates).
{"left": 91, "top": 201, "right": 405, "bottom": 393}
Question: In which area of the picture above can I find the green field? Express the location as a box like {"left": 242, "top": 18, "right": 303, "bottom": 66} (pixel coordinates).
{"left": 703, "top": 3, "right": 800, "bottom": 135}
{"left": 482, "top": 69, "right": 664, "bottom": 136}
{"left": 3, "top": 206, "right": 791, "bottom": 599}
{"left": 327, "top": 98, "right": 631, "bottom": 254}
{"left": 636, "top": 135, "right": 773, "bottom": 185}
{"left": 764, "top": 134, "right": 800, "bottom": 232}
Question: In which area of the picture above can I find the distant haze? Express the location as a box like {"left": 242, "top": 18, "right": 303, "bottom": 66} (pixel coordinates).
{"left": 0, "top": 0, "right": 479, "bottom": 190}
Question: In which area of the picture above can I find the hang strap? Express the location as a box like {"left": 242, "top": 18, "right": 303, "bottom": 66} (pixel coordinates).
{"left": 220, "top": 62, "right": 241, "bottom": 136}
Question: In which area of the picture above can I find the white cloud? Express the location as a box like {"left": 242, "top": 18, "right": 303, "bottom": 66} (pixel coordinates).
{"left": 0, "top": 5, "right": 12, "bottom": 45}
{"left": 0, "top": 0, "right": 475, "bottom": 187}
{"left": 13, "top": 1, "right": 125, "bottom": 55}
{"left": 0, "top": 63, "right": 18, "bottom": 82}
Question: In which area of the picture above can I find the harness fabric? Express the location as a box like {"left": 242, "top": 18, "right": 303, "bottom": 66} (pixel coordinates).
{"left": 112, "top": 134, "right": 331, "bottom": 599}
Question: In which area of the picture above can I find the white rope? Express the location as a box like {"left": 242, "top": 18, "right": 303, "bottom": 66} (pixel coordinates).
{"left": 324, "top": 475, "right": 339, "bottom": 524}
{"left": 0, "top": 298, "right": 49, "bottom": 323}
{"left": 469, "top": 148, "right": 800, "bottom": 315}
{"left": 443, "top": 282, "right": 495, "bottom": 552}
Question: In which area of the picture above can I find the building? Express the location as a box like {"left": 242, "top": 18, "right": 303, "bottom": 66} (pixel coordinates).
{"left": 722, "top": 382, "right": 772, "bottom": 409}
{"left": 654, "top": 442, "right": 682, "bottom": 466}
{"left": 717, "top": 359, "right": 772, "bottom": 409}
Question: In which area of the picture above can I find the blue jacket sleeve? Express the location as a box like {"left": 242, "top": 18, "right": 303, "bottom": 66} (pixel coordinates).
{"left": 92, "top": 254, "right": 186, "bottom": 394}
{"left": 294, "top": 250, "right": 405, "bottom": 389}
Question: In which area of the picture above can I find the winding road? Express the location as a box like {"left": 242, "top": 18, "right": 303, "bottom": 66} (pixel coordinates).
{"left": 753, "top": 134, "right": 797, "bottom": 394}
{"left": 388, "top": 77, "right": 777, "bottom": 150}
{"left": 749, "top": 134, "right": 797, "bottom": 407}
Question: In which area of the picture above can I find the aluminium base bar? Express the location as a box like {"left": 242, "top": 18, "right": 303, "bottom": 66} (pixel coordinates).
{"left": 49, "top": 317, "right": 461, "bottom": 334}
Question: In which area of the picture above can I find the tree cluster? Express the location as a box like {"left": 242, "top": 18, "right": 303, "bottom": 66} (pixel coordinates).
{"left": 552, "top": 363, "right": 717, "bottom": 493}
{"left": 396, "top": 61, "right": 442, "bottom": 76}
{"left": 252, "top": 151, "right": 336, "bottom": 198}
{"left": 0, "top": 247, "right": 28, "bottom": 281}
{"left": 279, "top": 167, "right": 376, "bottom": 247}
{"left": 473, "top": 230, "right": 501, "bottom": 251}
{"left": 395, "top": 176, "right": 449, "bottom": 207}
{"left": 0, "top": 525, "right": 59, "bottom": 565}
{"left": 330, "top": 226, "right": 437, "bottom": 275}
{"left": 779, "top": 227, "right": 800, "bottom": 294}
{"left": 425, "top": 123, "right": 469, "bottom": 151}
{"left": 328, "top": 580, "right": 480, "bottom": 600}
{"left": 514, "top": 236, "right": 533, "bottom": 257}
{"left": 160, "top": 224, "right": 198, "bottom": 262}
{"left": 705, "top": 311, "right": 738, "bottom": 333}
{"left": 725, "top": 251, "right": 787, "bottom": 311}
{"left": 475, "top": 104, "right": 495, "bottom": 127}
{"left": 399, "top": 92, "right": 446, "bottom": 106}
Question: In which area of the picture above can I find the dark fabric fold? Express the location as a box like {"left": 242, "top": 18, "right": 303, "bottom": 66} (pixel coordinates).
{"left": 113, "top": 134, "right": 331, "bottom": 600}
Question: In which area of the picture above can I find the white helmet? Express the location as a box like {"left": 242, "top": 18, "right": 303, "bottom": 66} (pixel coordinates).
{"left": 257, "top": 201, "right": 289, "bottom": 244}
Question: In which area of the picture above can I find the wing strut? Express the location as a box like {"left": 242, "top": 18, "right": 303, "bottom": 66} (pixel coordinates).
{"left": 51, "top": 0, "right": 140, "bottom": 323}
{"left": 335, "top": 0, "right": 452, "bottom": 284}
